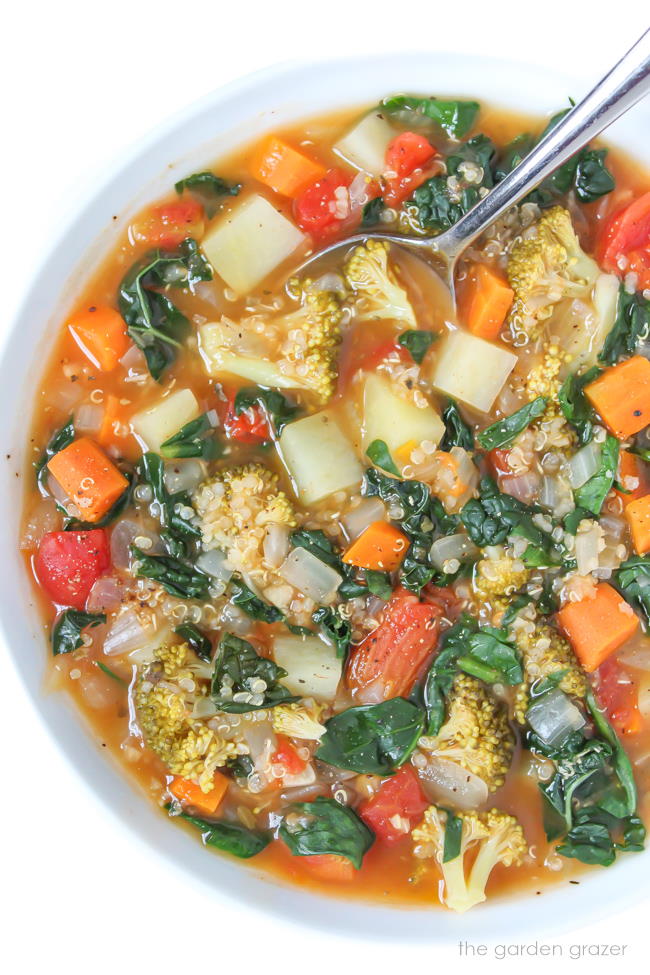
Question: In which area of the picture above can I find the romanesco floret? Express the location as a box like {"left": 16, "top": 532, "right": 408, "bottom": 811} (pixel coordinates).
{"left": 418, "top": 673, "right": 515, "bottom": 792}
{"left": 135, "top": 642, "right": 241, "bottom": 792}
{"left": 511, "top": 618, "right": 588, "bottom": 723}
{"left": 412, "top": 806, "right": 526, "bottom": 913}
{"left": 272, "top": 699, "right": 327, "bottom": 740}
{"left": 344, "top": 240, "right": 416, "bottom": 326}
{"left": 507, "top": 206, "right": 599, "bottom": 340}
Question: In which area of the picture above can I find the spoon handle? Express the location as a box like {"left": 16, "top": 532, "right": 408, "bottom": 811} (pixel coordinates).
{"left": 438, "top": 28, "right": 650, "bottom": 260}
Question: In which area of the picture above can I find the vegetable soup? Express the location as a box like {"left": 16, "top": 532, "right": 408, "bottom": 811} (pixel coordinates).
{"left": 21, "top": 93, "right": 650, "bottom": 911}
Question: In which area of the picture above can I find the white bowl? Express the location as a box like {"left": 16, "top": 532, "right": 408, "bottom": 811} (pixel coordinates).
{"left": 2, "top": 52, "right": 649, "bottom": 942}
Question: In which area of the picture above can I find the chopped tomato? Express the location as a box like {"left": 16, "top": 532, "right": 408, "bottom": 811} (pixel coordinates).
{"left": 346, "top": 587, "right": 443, "bottom": 703}
{"left": 272, "top": 736, "right": 308, "bottom": 776}
{"left": 597, "top": 191, "right": 650, "bottom": 275}
{"left": 421, "top": 584, "right": 462, "bottom": 623}
{"left": 625, "top": 247, "right": 650, "bottom": 290}
{"left": 35, "top": 530, "right": 111, "bottom": 610}
{"left": 358, "top": 766, "right": 428, "bottom": 843}
{"left": 384, "top": 132, "right": 438, "bottom": 207}
{"left": 595, "top": 657, "right": 644, "bottom": 736}
{"left": 131, "top": 199, "right": 205, "bottom": 249}
{"left": 486, "top": 448, "right": 512, "bottom": 481}
{"left": 221, "top": 390, "right": 270, "bottom": 444}
{"left": 293, "top": 168, "right": 352, "bottom": 240}
{"left": 301, "top": 854, "right": 355, "bottom": 882}
{"left": 357, "top": 340, "right": 408, "bottom": 371}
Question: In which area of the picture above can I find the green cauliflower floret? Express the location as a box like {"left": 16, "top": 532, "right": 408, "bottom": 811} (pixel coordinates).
{"left": 199, "top": 283, "right": 342, "bottom": 404}
{"left": 272, "top": 700, "right": 327, "bottom": 740}
{"left": 418, "top": 673, "right": 515, "bottom": 792}
{"left": 135, "top": 642, "right": 241, "bottom": 792}
{"left": 412, "top": 806, "right": 527, "bottom": 913}
{"left": 344, "top": 240, "right": 416, "bottom": 326}
{"left": 511, "top": 619, "right": 588, "bottom": 724}
{"left": 507, "top": 207, "right": 618, "bottom": 365}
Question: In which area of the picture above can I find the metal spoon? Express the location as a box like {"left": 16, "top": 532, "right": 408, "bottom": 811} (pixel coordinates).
{"left": 298, "top": 28, "right": 650, "bottom": 297}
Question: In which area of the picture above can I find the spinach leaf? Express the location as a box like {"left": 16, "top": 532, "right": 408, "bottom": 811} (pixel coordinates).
{"left": 574, "top": 435, "right": 619, "bottom": 516}
{"left": 171, "top": 806, "right": 269, "bottom": 858}
{"left": 210, "top": 633, "right": 297, "bottom": 712}
{"left": 599, "top": 286, "right": 650, "bottom": 367}
{"left": 586, "top": 689, "right": 637, "bottom": 816}
{"left": 174, "top": 171, "right": 241, "bottom": 218}
{"left": 615, "top": 554, "right": 650, "bottom": 627}
{"left": 574, "top": 149, "right": 616, "bottom": 204}
{"left": 440, "top": 399, "right": 474, "bottom": 451}
{"left": 138, "top": 452, "right": 201, "bottom": 553}
{"left": 397, "top": 329, "right": 436, "bottom": 364}
{"left": 443, "top": 810, "right": 463, "bottom": 862}
{"left": 290, "top": 529, "right": 342, "bottom": 569}
{"left": 365, "top": 570, "right": 393, "bottom": 600}
{"left": 563, "top": 506, "right": 593, "bottom": 535}
{"left": 131, "top": 545, "right": 211, "bottom": 600}
{"left": 234, "top": 387, "right": 299, "bottom": 436}
{"left": 558, "top": 367, "right": 601, "bottom": 445}
{"left": 230, "top": 578, "right": 283, "bottom": 623}
{"left": 361, "top": 197, "right": 385, "bottom": 227}
{"left": 316, "top": 698, "right": 424, "bottom": 774}
{"left": 35, "top": 418, "right": 75, "bottom": 486}
{"left": 501, "top": 593, "right": 533, "bottom": 628}
{"left": 279, "top": 797, "right": 374, "bottom": 868}
{"left": 556, "top": 810, "right": 618, "bottom": 866}
{"left": 421, "top": 614, "right": 522, "bottom": 734}
{"left": 381, "top": 95, "right": 480, "bottom": 138}
{"left": 366, "top": 439, "right": 400, "bottom": 476}
{"left": 118, "top": 239, "right": 212, "bottom": 381}
{"left": 52, "top": 609, "right": 106, "bottom": 655}
{"left": 446, "top": 134, "right": 496, "bottom": 185}
{"left": 494, "top": 133, "right": 535, "bottom": 182}
{"left": 160, "top": 413, "right": 221, "bottom": 459}
{"left": 477, "top": 396, "right": 547, "bottom": 450}
{"left": 460, "top": 475, "right": 536, "bottom": 546}
{"left": 539, "top": 739, "right": 613, "bottom": 834}
{"left": 174, "top": 622, "right": 212, "bottom": 661}
{"left": 409, "top": 135, "right": 494, "bottom": 234}
{"left": 95, "top": 660, "right": 127, "bottom": 685}
{"left": 312, "top": 606, "right": 352, "bottom": 659}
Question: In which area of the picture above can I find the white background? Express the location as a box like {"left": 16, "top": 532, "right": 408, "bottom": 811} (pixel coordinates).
{"left": 2, "top": 1, "right": 649, "bottom": 972}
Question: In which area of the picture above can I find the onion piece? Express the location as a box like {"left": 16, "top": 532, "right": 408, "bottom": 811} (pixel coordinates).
{"left": 575, "top": 523, "right": 602, "bottom": 575}
{"left": 526, "top": 688, "right": 586, "bottom": 747}
{"left": 75, "top": 403, "right": 104, "bottom": 434}
{"left": 279, "top": 547, "right": 342, "bottom": 604}
{"left": 638, "top": 674, "right": 650, "bottom": 719}
{"left": 86, "top": 575, "right": 123, "bottom": 614}
{"left": 263, "top": 523, "right": 291, "bottom": 568}
{"left": 568, "top": 441, "right": 601, "bottom": 489}
{"left": 196, "top": 548, "right": 233, "bottom": 583}
{"left": 164, "top": 459, "right": 206, "bottom": 495}
{"left": 430, "top": 533, "right": 478, "bottom": 571}
{"left": 104, "top": 608, "right": 156, "bottom": 657}
{"left": 341, "top": 497, "right": 387, "bottom": 541}
{"left": 501, "top": 471, "right": 540, "bottom": 503}
{"left": 417, "top": 757, "right": 489, "bottom": 810}
{"left": 619, "top": 640, "right": 650, "bottom": 672}
{"left": 20, "top": 497, "right": 60, "bottom": 549}
{"left": 111, "top": 519, "right": 160, "bottom": 569}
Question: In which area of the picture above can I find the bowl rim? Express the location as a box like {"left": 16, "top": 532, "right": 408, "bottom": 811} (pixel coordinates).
{"left": 2, "top": 49, "right": 650, "bottom": 942}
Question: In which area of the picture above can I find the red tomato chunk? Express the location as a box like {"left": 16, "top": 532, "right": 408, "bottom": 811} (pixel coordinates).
{"left": 35, "top": 530, "right": 110, "bottom": 610}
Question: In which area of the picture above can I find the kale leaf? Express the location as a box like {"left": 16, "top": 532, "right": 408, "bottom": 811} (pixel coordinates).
{"left": 312, "top": 606, "right": 352, "bottom": 660}
{"left": 574, "top": 435, "right": 619, "bottom": 516}
{"left": 233, "top": 386, "right": 299, "bottom": 437}
{"left": 366, "top": 439, "right": 401, "bottom": 475}
{"left": 599, "top": 287, "right": 650, "bottom": 367}
{"left": 52, "top": 609, "right": 106, "bottom": 656}
{"left": 174, "top": 622, "right": 212, "bottom": 661}
{"left": 174, "top": 171, "right": 241, "bottom": 218}
{"left": 558, "top": 367, "right": 601, "bottom": 445}
{"left": 160, "top": 412, "right": 221, "bottom": 460}
{"left": 131, "top": 545, "right": 211, "bottom": 600}
{"left": 615, "top": 554, "right": 650, "bottom": 627}
{"left": 477, "top": 396, "right": 547, "bottom": 450}
{"left": 230, "top": 578, "right": 284, "bottom": 622}
{"left": 210, "top": 633, "right": 297, "bottom": 713}
{"left": 440, "top": 399, "right": 474, "bottom": 451}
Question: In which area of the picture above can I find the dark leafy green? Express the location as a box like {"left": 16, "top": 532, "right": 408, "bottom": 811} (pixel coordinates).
{"left": 230, "top": 578, "right": 283, "bottom": 622}
{"left": 361, "top": 197, "right": 385, "bottom": 227}
{"left": 494, "top": 133, "right": 535, "bottom": 182}
{"left": 440, "top": 399, "right": 474, "bottom": 451}
{"left": 234, "top": 387, "right": 299, "bottom": 437}
{"left": 615, "top": 554, "right": 650, "bottom": 627}
{"left": 558, "top": 367, "right": 601, "bottom": 445}
{"left": 381, "top": 95, "right": 480, "bottom": 138}
{"left": 409, "top": 135, "right": 494, "bottom": 233}
{"left": 137, "top": 452, "right": 201, "bottom": 556}
{"left": 210, "top": 633, "right": 297, "bottom": 713}
{"left": 443, "top": 810, "right": 463, "bottom": 862}
{"left": 574, "top": 435, "right": 619, "bottom": 516}
{"left": 461, "top": 476, "right": 546, "bottom": 552}
{"left": 171, "top": 806, "right": 269, "bottom": 858}
{"left": 35, "top": 418, "right": 75, "bottom": 487}
{"left": 397, "top": 329, "right": 436, "bottom": 364}
{"left": 174, "top": 171, "right": 241, "bottom": 217}
{"left": 312, "top": 606, "right": 352, "bottom": 660}
{"left": 279, "top": 797, "right": 374, "bottom": 868}
{"left": 587, "top": 689, "right": 637, "bottom": 815}
{"left": 316, "top": 698, "right": 424, "bottom": 774}
{"left": 52, "top": 609, "right": 106, "bottom": 656}
{"left": 599, "top": 286, "right": 650, "bottom": 367}
{"left": 477, "top": 396, "right": 547, "bottom": 450}
{"left": 95, "top": 660, "right": 127, "bottom": 685}
{"left": 365, "top": 570, "right": 393, "bottom": 600}
{"left": 290, "top": 529, "right": 342, "bottom": 569}
{"left": 160, "top": 413, "right": 221, "bottom": 460}
{"left": 131, "top": 545, "right": 211, "bottom": 600}
{"left": 366, "top": 439, "right": 400, "bottom": 476}
{"left": 118, "top": 239, "right": 211, "bottom": 381}
{"left": 174, "top": 622, "right": 212, "bottom": 661}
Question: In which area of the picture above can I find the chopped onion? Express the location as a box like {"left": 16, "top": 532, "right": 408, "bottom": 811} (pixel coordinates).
{"left": 279, "top": 547, "right": 342, "bottom": 604}
{"left": 241, "top": 718, "right": 276, "bottom": 768}
{"left": 501, "top": 471, "right": 540, "bottom": 503}
{"left": 20, "top": 497, "right": 60, "bottom": 549}
{"left": 341, "top": 497, "right": 387, "bottom": 541}
{"left": 46, "top": 380, "right": 85, "bottom": 413}
{"left": 568, "top": 441, "right": 601, "bottom": 489}
{"left": 120, "top": 344, "right": 147, "bottom": 371}
{"left": 192, "top": 697, "right": 218, "bottom": 719}
{"left": 309, "top": 272, "right": 347, "bottom": 297}
{"left": 164, "top": 459, "right": 206, "bottom": 495}
{"left": 75, "top": 403, "right": 104, "bottom": 434}
{"left": 46, "top": 474, "right": 78, "bottom": 518}
{"left": 575, "top": 523, "right": 602, "bottom": 575}
{"left": 619, "top": 640, "right": 650, "bottom": 672}
{"left": 263, "top": 523, "right": 291, "bottom": 568}
{"left": 638, "top": 674, "right": 650, "bottom": 719}
{"left": 417, "top": 757, "right": 489, "bottom": 810}
{"left": 111, "top": 519, "right": 144, "bottom": 569}
{"left": 196, "top": 548, "right": 233, "bottom": 583}
{"left": 86, "top": 575, "right": 123, "bottom": 613}
{"left": 104, "top": 608, "right": 155, "bottom": 657}
{"left": 220, "top": 602, "right": 254, "bottom": 635}
{"left": 430, "top": 533, "right": 478, "bottom": 571}
{"left": 540, "top": 475, "right": 574, "bottom": 518}
{"left": 282, "top": 763, "right": 317, "bottom": 789}
{"left": 526, "top": 688, "right": 585, "bottom": 747}
{"left": 348, "top": 171, "right": 375, "bottom": 215}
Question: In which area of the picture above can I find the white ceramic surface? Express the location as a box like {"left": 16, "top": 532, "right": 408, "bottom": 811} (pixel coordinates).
{"left": 2, "top": 52, "right": 649, "bottom": 942}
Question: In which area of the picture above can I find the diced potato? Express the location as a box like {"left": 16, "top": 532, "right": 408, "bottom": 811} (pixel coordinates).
{"left": 131, "top": 388, "right": 199, "bottom": 452}
{"left": 362, "top": 373, "right": 444, "bottom": 466}
{"left": 430, "top": 330, "right": 517, "bottom": 413}
{"left": 273, "top": 635, "right": 343, "bottom": 701}
{"left": 201, "top": 194, "right": 306, "bottom": 295}
{"left": 278, "top": 411, "right": 363, "bottom": 504}
{"left": 334, "top": 111, "right": 395, "bottom": 176}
